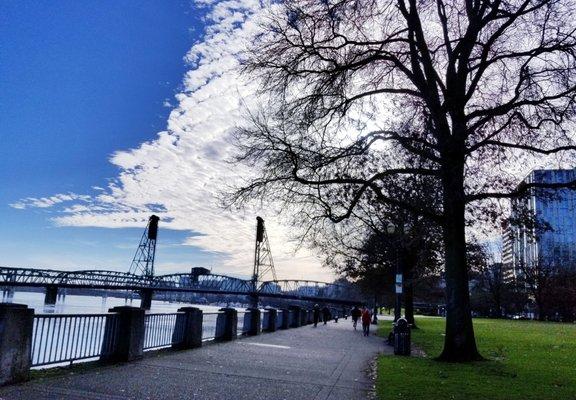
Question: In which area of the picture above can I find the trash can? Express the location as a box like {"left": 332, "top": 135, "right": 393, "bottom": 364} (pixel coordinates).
{"left": 393, "top": 317, "right": 411, "bottom": 356}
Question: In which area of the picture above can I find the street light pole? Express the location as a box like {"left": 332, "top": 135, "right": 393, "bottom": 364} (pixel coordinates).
{"left": 394, "top": 252, "right": 402, "bottom": 322}
{"left": 387, "top": 222, "right": 402, "bottom": 322}
{"left": 372, "top": 293, "right": 378, "bottom": 324}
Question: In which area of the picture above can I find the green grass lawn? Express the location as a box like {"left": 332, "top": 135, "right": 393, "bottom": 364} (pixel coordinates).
{"left": 376, "top": 317, "right": 576, "bottom": 399}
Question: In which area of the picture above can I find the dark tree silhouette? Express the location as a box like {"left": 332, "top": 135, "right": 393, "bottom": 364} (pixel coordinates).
{"left": 467, "top": 242, "right": 519, "bottom": 318}
{"left": 230, "top": 0, "right": 576, "bottom": 361}
{"left": 310, "top": 176, "right": 443, "bottom": 327}
{"left": 518, "top": 260, "right": 560, "bottom": 320}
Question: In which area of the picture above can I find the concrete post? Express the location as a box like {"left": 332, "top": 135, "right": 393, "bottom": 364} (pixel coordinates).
{"left": 246, "top": 308, "right": 261, "bottom": 336}
{"left": 100, "top": 306, "right": 145, "bottom": 362}
{"left": 173, "top": 307, "right": 203, "bottom": 350}
{"left": 281, "top": 308, "right": 290, "bottom": 329}
{"left": 282, "top": 308, "right": 294, "bottom": 329}
{"left": 139, "top": 289, "right": 153, "bottom": 310}
{"left": 289, "top": 306, "right": 302, "bottom": 328}
{"left": 0, "top": 304, "right": 33, "bottom": 386}
{"left": 215, "top": 308, "right": 237, "bottom": 341}
{"left": 276, "top": 308, "right": 290, "bottom": 330}
{"left": 44, "top": 285, "right": 58, "bottom": 305}
{"left": 264, "top": 309, "right": 277, "bottom": 332}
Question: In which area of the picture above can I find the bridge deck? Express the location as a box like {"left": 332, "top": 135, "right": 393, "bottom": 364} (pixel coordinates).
{"left": 0, "top": 318, "right": 391, "bottom": 400}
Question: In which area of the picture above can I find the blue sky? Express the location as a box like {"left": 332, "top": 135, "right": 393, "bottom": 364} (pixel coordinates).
{"left": 0, "top": 0, "right": 329, "bottom": 281}
{"left": 0, "top": 1, "right": 214, "bottom": 272}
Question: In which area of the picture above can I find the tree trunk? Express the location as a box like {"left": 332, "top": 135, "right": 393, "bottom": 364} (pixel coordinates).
{"left": 493, "top": 290, "right": 502, "bottom": 318}
{"left": 536, "top": 297, "right": 546, "bottom": 321}
{"left": 438, "top": 153, "right": 482, "bottom": 362}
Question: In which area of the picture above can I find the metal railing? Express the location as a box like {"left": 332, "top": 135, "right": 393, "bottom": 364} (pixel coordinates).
{"left": 202, "top": 311, "right": 220, "bottom": 341}
{"left": 143, "top": 313, "right": 180, "bottom": 350}
{"left": 237, "top": 311, "right": 247, "bottom": 336}
{"left": 261, "top": 310, "right": 269, "bottom": 331}
{"left": 30, "top": 307, "right": 307, "bottom": 369}
{"left": 31, "top": 313, "right": 116, "bottom": 367}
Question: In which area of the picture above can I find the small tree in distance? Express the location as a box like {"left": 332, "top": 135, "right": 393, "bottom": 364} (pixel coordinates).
{"left": 311, "top": 176, "right": 443, "bottom": 327}
{"left": 229, "top": 0, "right": 576, "bottom": 361}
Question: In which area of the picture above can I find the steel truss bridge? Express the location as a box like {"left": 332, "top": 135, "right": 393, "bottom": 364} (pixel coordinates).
{"left": 0, "top": 267, "right": 361, "bottom": 305}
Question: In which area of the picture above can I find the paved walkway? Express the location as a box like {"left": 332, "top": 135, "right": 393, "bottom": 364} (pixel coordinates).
{"left": 0, "top": 320, "right": 391, "bottom": 400}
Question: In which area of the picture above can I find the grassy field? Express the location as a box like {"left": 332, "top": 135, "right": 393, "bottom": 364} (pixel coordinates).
{"left": 376, "top": 317, "right": 576, "bottom": 399}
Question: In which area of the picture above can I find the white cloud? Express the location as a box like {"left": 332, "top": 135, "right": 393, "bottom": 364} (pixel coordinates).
{"left": 11, "top": 0, "right": 332, "bottom": 282}
{"left": 10, "top": 193, "right": 91, "bottom": 210}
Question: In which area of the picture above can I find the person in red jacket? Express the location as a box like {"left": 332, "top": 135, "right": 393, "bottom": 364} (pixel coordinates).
{"left": 361, "top": 306, "right": 372, "bottom": 336}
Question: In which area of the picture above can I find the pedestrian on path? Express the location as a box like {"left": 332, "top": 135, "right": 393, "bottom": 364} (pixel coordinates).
{"left": 322, "top": 306, "right": 331, "bottom": 325}
{"left": 351, "top": 305, "right": 361, "bottom": 330}
{"left": 361, "top": 307, "right": 372, "bottom": 337}
{"left": 313, "top": 304, "right": 320, "bottom": 327}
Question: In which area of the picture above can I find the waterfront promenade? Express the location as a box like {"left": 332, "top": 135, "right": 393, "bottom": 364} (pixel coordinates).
{"left": 0, "top": 319, "right": 389, "bottom": 400}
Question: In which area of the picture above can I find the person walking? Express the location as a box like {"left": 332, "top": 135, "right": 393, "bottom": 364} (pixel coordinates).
{"left": 351, "top": 305, "right": 361, "bottom": 330}
{"left": 313, "top": 304, "right": 320, "bottom": 327}
{"left": 322, "top": 306, "right": 331, "bottom": 325}
{"left": 361, "top": 307, "right": 372, "bottom": 337}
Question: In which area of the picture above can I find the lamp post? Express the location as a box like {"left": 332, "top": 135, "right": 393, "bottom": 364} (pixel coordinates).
{"left": 372, "top": 294, "right": 378, "bottom": 324}
{"left": 387, "top": 222, "right": 402, "bottom": 322}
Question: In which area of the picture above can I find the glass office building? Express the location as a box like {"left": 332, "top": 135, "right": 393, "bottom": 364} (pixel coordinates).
{"left": 503, "top": 169, "right": 576, "bottom": 274}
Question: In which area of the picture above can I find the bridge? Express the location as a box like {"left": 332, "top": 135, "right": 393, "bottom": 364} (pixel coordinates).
{"left": 0, "top": 216, "right": 362, "bottom": 307}
{"left": 0, "top": 267, "right": 360, "bottom": 305}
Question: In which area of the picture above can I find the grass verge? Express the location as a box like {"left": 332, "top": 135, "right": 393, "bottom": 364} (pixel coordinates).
{"left": 376, "top": 317, "right": 576, "bottom": 399}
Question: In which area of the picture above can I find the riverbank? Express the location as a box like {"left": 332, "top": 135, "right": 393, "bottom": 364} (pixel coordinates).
{"left": 376, "top": 317, "right": 575, "bottom": 399}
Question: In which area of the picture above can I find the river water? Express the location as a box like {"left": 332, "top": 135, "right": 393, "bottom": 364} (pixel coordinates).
{"left": 1, "top": 291, "right": 239, "bottom": 314}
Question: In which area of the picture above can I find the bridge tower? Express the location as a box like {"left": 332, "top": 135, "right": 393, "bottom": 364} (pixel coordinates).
{"left": 129, "top": 215, "right": 160, "bottom": 277}
{"left": 128, "top": 215, "right": 160, "bottom": 310}
{"left": 250, "top": 216, "right": 277, "bottom": 307}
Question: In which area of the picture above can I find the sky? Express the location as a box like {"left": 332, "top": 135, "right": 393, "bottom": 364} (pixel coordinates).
{"left": 0, "top": 0, "right": 331, "bottom": 281}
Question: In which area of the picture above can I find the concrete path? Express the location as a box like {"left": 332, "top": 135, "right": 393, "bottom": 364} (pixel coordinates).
{"left": 0, "top": 320, "right": 391, "bottom": 400}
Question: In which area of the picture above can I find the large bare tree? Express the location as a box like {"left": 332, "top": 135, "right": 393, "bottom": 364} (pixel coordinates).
{"left": 230, "top": 0, "right": 576, "bottom": 361}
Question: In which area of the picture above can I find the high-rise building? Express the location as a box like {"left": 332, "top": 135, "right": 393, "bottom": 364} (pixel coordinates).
{"left": 503, "top": 169, "right": 576, "bottom": 274}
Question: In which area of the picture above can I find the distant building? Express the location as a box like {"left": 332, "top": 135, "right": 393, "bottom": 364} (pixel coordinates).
{"left": 503, "top": 169, "right": 576, "bottom": 274}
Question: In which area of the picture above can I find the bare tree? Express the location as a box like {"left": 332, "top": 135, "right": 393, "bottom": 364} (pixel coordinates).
{"left": 312, "top": 176, "right": 443, "bottom": 327}
{"left": 517, "top": 259, "right": 558, "bottom": 320}
{"left": 544, "top": 269, "right": 576, "bottom": 321}
{"left": 231, "top": 0, "right": 576, "bottom": 361}
{"left": 468, "top": 242, "right": 518, "bottom": 317}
